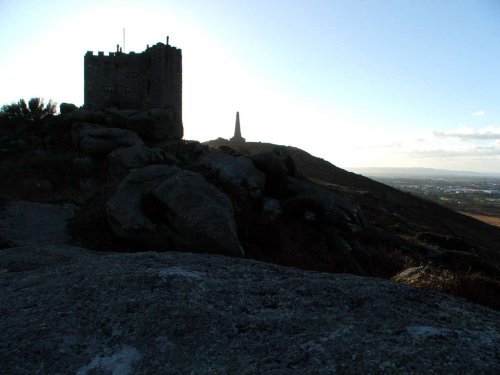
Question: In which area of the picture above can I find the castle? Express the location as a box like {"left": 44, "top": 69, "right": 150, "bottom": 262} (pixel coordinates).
{"left": 84, "top": 41, "right": 182, "bottom": 126}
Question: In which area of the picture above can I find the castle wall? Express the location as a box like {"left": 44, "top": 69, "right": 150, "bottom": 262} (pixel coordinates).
{"left": 84, "top": 43, "right": 182, "bottom": 125}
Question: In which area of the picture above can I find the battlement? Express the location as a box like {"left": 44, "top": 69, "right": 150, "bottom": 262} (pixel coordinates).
{"left": 85, "top": 43, "right": 181, "bottom": 58}
{"left": 84, "top": 41, "right": 182, "bottom": 128}
{"left": 85, "top": 51, "right": 117, "bottom": 57}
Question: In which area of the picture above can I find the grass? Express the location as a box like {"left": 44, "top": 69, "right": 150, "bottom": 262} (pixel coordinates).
{"left": 393, "top": 265, "right": 500, "bottom": 310}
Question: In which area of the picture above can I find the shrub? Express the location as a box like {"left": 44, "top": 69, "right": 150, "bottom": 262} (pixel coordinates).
{"left": 0, "top": 98, "right": 56, "bottom": 121}
{"left": 394, "top": 265, "right": 500, "bottom": 310}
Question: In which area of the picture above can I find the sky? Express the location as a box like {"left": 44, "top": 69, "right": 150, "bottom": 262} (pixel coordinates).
{"left": 1, "top": 0, "right": 499, "bottom": 173}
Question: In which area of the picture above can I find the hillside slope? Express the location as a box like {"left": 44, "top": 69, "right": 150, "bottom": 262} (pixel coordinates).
{"left": 207, "top": 139, "right": 500, "bottom": 308}
{"left": 0, "top": 111, "right": 498, "bottom": 310}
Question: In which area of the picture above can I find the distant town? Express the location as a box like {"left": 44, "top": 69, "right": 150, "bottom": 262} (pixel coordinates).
{"left": 359, "top": 171, "right": 500, "bottom": 227}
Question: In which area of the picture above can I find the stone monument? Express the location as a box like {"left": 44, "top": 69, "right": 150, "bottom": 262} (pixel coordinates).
{"left": 230, "top": 111, "right": 245, "bottom": 143}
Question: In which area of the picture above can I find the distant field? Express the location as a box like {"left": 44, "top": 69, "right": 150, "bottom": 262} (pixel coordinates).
{"left": 461, "top": 212, "right": 500, "bottom": 228}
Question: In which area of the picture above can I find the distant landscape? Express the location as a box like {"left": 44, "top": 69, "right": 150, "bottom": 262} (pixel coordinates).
{"left": 353, "top": 168, "right": 500, "bottom": 228}
{"left": 352, "top": 167, "right": 500, "bottom": 178}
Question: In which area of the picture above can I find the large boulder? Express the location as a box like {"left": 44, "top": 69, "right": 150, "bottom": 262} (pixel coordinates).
{"left": 73, "top": 124, "right": 144, "bottom": 157}
{"left": 106, "top": 165, "right": 243, "bottom": 257}
{"left": 0, "top": 246, "right": 498, "bottom": 374}
{"left": 59, "top": 102, "right": 78, "bottom": 115}
{"left": 106, "top": 145, "right": 178, "bottom": 180}
{"left": 195, "top": 151, "right": 266, "bottom": 201}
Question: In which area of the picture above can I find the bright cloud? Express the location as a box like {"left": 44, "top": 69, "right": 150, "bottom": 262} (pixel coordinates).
{"left": 433, "top": 127, "right": 500, "bottom": 141}
{"left": 472, "top": 110, "right": 485, "bottom": 116}
{"left": 407, "top": 146, "right": 500, "bottom": 159}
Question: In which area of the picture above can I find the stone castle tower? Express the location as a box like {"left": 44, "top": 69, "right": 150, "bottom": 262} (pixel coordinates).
{"left": 84, "top": 41, "right": 182, "bottom": 125}
{"left": 230, "top": 111, "right": 245, "bottom": 143}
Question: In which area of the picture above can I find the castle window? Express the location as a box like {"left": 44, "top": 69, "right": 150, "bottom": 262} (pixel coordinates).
{"left": 148, "top": 58, "right": 151, "bottom": 68}
{"left": 147, "top": 80, "right": 151, "bottom": 95}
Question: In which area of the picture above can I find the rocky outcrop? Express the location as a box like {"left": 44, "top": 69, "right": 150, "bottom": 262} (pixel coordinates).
{"left": 106, "top": 165, "right": 243, "bottom": 257}
{"left": 0, "top": 200, "right": 78, "bottom": 247}
{"left": 65, "top": 108, "right": 183, "bottom": 146}
{"left": 59, "top": 102, "right": 78, "bottom": 115}
{"left": 73, "top": 124, "right": 144, "bottom": 157}
{"left": 195, "top": 151, "right": 266, "bottom": 200}
{"left": 0, "top": 245, "right": 498, "bottom": 374}
{"left": 106, "top": 145, "right": 178, "bottom": 180}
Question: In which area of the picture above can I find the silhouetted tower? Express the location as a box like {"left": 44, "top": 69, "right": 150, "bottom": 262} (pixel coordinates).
{"left": 230, "top": 111, "right": 245, "bottom": 143}
{"left": 84, "top": 41, "right": 182, "bottom": 128}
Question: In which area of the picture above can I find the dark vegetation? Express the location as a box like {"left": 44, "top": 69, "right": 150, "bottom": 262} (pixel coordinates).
{"left": 0, "top": 110, "right": 499, "bottom": 310}
{"left": 1, "top": 98, "right": 56, "bottom": 121}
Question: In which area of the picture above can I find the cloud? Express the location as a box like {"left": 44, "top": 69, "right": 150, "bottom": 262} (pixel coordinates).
{"left": 433, "top": 130, "right": 500, "bottom": 140}
{"left": 404, "top": 145, "right": 500, "bottom": 159}
{"left": 472, "top": 110, "right": 485, "bottom": 116}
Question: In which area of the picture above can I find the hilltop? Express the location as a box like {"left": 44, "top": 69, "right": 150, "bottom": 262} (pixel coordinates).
{"left": 0, "top": 109, "right": 499, "bottom": 372}
{"left": 0, "top": 110, "right": 499, "bottom": 310}
{"left": 0, "top": 110, "right": 499, "bottom": 308}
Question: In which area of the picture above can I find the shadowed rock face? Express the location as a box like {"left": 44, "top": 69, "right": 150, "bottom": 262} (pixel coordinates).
{"left": 67, "top": 108, "right": 183, "bottom": 143}
{"left": 106, "top": 165, "right": 244, "bottom": 257}
{"left": 73, "top": 124, "right": 144, "bottom": 157}
{"left": 195, "top": 151, "right": 266, "bottom": 201}
{"left": 106, "top": 144, "right": 178, "bottom": 180}
{"left": 0, "top": 246, "right": 498, "bottom": 374}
